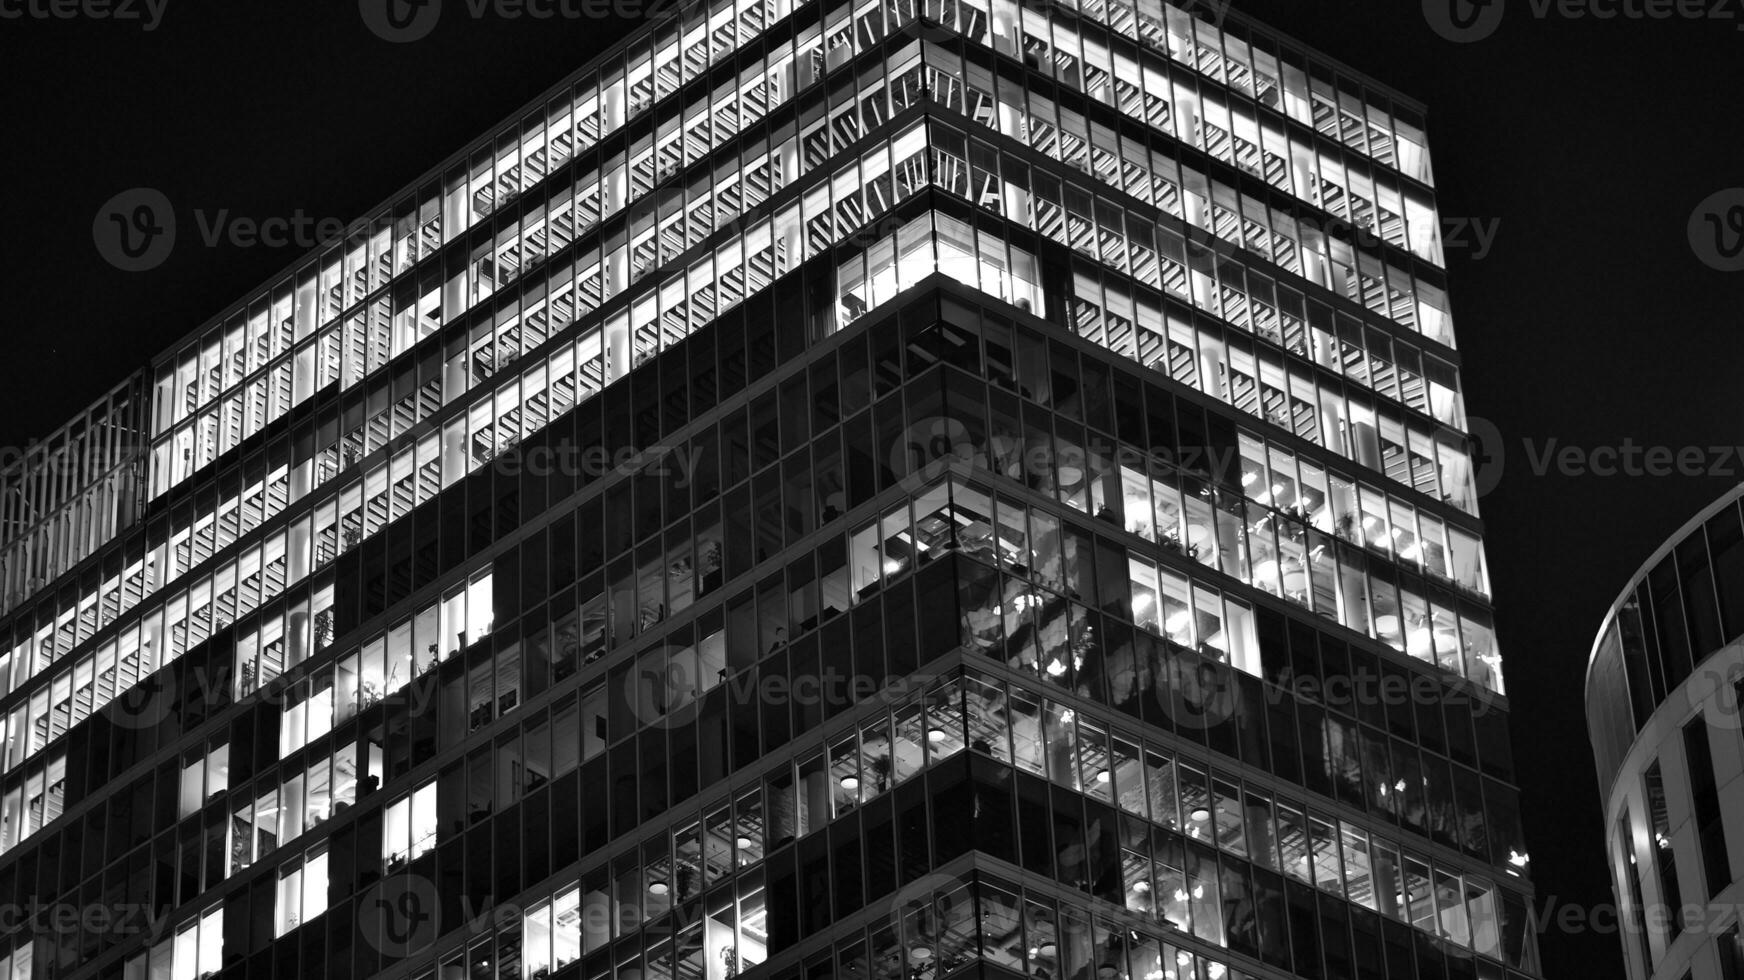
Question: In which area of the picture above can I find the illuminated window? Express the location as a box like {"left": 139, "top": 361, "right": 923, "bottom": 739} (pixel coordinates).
{"left": 384, "top": 780, "right": 438, "bottom": 871}
{"left": 178, "top": 743, "right": 229, "bottom": 817}
{"left": 275, "top": 847, "right": 329, "bottom": 937}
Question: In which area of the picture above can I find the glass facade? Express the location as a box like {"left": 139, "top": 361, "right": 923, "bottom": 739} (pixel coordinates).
{"left": 0, "top": 2, "right": 1531, "bottom": 980}
{"left": 1588, "top": 485, "right": 1744, "bottom": 980}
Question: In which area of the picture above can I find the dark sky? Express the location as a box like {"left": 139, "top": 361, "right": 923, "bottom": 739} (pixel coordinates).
{"left": 3, "top": 1, "right": 1742, "bottom": 975}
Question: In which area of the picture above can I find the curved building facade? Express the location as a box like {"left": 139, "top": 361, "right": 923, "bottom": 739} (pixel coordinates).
{"left": 1589, "top": 485, "right": 1744, "bottom": 980}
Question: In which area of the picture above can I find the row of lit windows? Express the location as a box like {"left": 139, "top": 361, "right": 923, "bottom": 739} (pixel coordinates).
{"left": 964, "top": 145, "right": 1472, "bottom": 503}
{"left": 119, "top": 907, "right": 222, "bottom": 980}
{"left": 1064, "top": 268, "right": 1473, "bottom": 510}
{"left": 0, "top": 469, "right": 308, "bottom": 720}
{"left": 38, "top": 503, "right": 1515, "bottom": 976}
{"left": 109, "top": 99, "right": 934, "bottom": 710}
{"left": 144, "top": 0, "right": 1425, "bottom": 487}
{"left": 829, "top": 130, "right": 1480, "bottom": 545}
{"left": 859, "top": 275, "right": 1485, "bottom": 608}
{"left": 122, "top": 72, "right": 1437, "bottom": 707}
{"left": 834, "top": 232, "right": 1499, "bottom": 693}
{"left": 146, "top": 14, "right": 812, "bottom": 494}
{"left": 941, "top": 467, "right": 1499, "bottom": 697}
{"left": 0, "top": 567, "right": 483, "bottom": 832}
{"left": 1040, "top": 0, "right": 1433, "bottom": 184}
{"left": 272, "top": 573, "right": 496, "bottom": 760}
{"left": 909, "top": 37, "right": 1451, "bottom": 341}
{"left": 466, "top": 462, "right": 1514, "bottom": 865}
{"left": 230, "top": 742, "right": 362, "bottom": 879}
{"left": 149, "top": 0, "right": 884, "bottom": 496}
{"left": 145, "top": 0, "right": 1439, "bottom": 513}
{"left": 0, "top": 540, "right": 1516, "bottom": 978}
{"left": 1231, "top": 432, "right": 1489, "bottom": 598}
{"left": 1071, "top": 256, "right": 1464, "bottom": 430}
{"left": 140, "top": 0, "right": 1424, "bottom": 459}
{"left": 32, "top": 631, "right": 1521, "bottom": 976}
{"left": 0, "top": 749, "right": 63, "bottom": 855}
{"left": 933, "top": 391, "right": 1501, "bottom": 688}
{"left": 20, "top": 428, "right": 1513, "bottom": 976}
{"left": 487, "top": 662, "right": 1528, "bottom": 973}
{"left": 989, "top": 2, "right": 1445, "bottom": 266}
{"left": 0, "top": 122, "right": 939, "bottom": 785}
{"left": 0, "top": 189, "right": 1457, "bottom": 847}
{"left": 0, "top": 529, "right": 307, "bottom": 781}
{"left": 168, "top": 458, "right": 1486, "bottom": 896}
{"left": 4, "top": 110, "right": 807, "bottom": 758}
{"left": 900, "top": 124, "right": 1478, "bottom": 512}
{"left": 913, "top": 43, "right": 1452, "bottom": 347}
{"left": 0, "top": 184, "right": 1485, "bottom": 840}
{"left": 13, "top": 0, "right": 1416, "bottom": 662}
{"left": 912, "top": 471, "right": 1511, "bottom": 794}
{"left": 0, "top": 470, "right": 137, "bottom": 626}
{"left": 0, "top": 384, "right": 141, "bottom": 621}
{"left": 6, "top": 176, "right": 1471, "bottom": 962}
{"left": 517, "top": 870, "right": 1269, "bottom": 980}
{"left": 949, "top": 668, "right": 1518, "bottom": 939}
{"left": 838, "top": 208, "right": 1047, "bottom": 323}
{"left": 145, "top": 0, "right": 977, "bottom": 499}
{"left": 147, "top": 0, "right": 805, "bottom": 441}
{"left": 0, "top": 0, "right": 1426, "bottom": 642}
{"left": 0, "top": 457, "right": 314, "bottom": 698}
{"left": 20, "top": 24, "right": 1451, "bottom": 763}
{"left": 1067, "top": 219, "right": 1457, "bottom": 448}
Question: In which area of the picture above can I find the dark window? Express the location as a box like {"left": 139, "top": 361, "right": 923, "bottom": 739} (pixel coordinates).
{"left": 1683, "top": 717, "right": 1731, "bottom": 899}
{"left": 1646, "top": 762, "right": 1683, "bottom": 940}
{"left": 1680, "top": 532, "right": 1723, "bottom": 657}
{"left": 1652, "top": 559, "right": 1693, "bottom": 691}
{"left": 1719, "top": 924, "right": 1744, "bottom": 980}
{"left": 1710, "top": 502, "right": 1744, "bottom": 641}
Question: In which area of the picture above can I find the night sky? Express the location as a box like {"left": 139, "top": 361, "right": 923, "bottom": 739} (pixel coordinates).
{"left": 2, "top": 1, "right": 1741, "bottom": 975}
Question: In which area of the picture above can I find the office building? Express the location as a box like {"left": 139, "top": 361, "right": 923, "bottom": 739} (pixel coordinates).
{"left": 0, "top": 1, "right": 1538, "bottom": 978}
{"left": 1589, "top": 485, "right": 1744, "bottom": 980}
